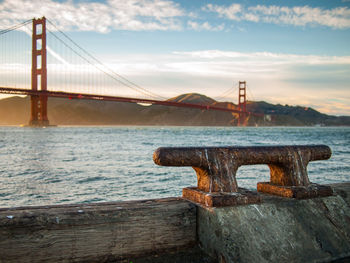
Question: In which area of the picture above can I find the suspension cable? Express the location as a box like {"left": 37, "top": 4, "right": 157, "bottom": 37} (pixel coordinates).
{"left": 47, "top": 28, "right": 157, "bottom": 98}
{"left": 246, "top": 84, "right": 255, "bottom": 102}
{"left": 46, "top": 18, "right": 165, "bottom": 99}
{"left": 0, "top": 20, "right": 32, "bottom": 36}
{"left": 215, "top": 82, "right": 237, "bottom": 102}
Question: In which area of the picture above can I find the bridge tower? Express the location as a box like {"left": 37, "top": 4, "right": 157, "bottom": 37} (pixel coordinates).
{"left": 238, "top": 81, "right": 247, "bottom": 126}
{"left": 29, "top": 17, "right": 49, "bottom": 126}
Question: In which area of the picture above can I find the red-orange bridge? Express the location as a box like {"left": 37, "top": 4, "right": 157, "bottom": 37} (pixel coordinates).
{"left": 0, "top": 17, "right": 261, "bottom": 126}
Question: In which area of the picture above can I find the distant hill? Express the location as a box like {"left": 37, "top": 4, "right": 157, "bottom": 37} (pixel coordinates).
{"left": 0, "top": 94, "right": 349, "bottom": 126}
{"left": 167, "top": 93, "right": 215, "bottom": 105}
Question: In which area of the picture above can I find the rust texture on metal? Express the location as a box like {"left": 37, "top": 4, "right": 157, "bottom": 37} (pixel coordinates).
{"left": 182, "top": 187, "right": 261, "bottom": 207}
{"left": 256, "top": 182, "right": 333, "bottom": 199}
{"left": 153, "top": 145, "right": 332, "bottom": 205}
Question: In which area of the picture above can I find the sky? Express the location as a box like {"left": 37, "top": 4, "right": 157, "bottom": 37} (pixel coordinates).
{"left": 0, "top": 0, "right": 350, "bottom": 115}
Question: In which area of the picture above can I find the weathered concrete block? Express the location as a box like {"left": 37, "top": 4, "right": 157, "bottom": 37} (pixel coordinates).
{"left": 197, "top": 183, "right": 350, "bottom": 263}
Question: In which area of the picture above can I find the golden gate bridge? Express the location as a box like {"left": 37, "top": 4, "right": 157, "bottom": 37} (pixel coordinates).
{"left": 0, "top": 17, "right": 261, "bottom": 126}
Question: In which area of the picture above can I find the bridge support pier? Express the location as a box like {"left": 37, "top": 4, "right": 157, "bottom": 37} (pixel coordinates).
{"left": 29, "top": 17, "right": 50, "bottom": 127}
{"left": 238, "top": 81, "right": 247, "bottom": 126}
{"left": 29, "top": 95, "right": 49, "bottom": 127}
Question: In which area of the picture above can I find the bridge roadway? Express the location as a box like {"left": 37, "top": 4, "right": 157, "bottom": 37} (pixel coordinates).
{"left": 0, "top": 86, "right": 263, "bottom": 117}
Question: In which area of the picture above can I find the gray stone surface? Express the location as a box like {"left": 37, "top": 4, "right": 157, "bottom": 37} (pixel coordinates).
{"left": 198, "top": 183, "right": 350, "bottom": 263}
{"left": 331, "top": 183, "right": 350, "bottom": 206}
{"left": 113, "top": 245, "right": 216, "bottom": 263}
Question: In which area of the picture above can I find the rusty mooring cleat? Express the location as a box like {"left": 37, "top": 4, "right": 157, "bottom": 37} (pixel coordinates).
{"left": 255, "top": 145, "right": 333, "bottom": 199}
{"left": 153, "top": 145, "right": 333, "bottom": 207}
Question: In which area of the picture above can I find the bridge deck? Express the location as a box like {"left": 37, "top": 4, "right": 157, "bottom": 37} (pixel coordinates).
{"left": 0, "top": 86, "right": 263, "bottom": 116}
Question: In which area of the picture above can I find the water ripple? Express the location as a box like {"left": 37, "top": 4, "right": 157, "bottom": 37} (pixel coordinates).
{"left": 0, "top": 126, "right": 349, "bottom": 207}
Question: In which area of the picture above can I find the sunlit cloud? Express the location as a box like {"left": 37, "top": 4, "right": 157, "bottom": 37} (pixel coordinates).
{"left": 100, "top": 50, "right": 350, "bottom": 115}
{"left": 172, "top": 50, "right": 350, "bottom": 65}
{"left": 2, "top": 0, "right": 349, "bottom": 32}
{"left": 187, "top": 21, "right": 224, "bottom": 31}
{"left": 204, "top": 4, "right": 350, "bottom": 29}
{"left": 0, "top": 0, "right": 184, "bottom": 32}
{"left": 204, "top": 4, "right": 242, "bottom": 21}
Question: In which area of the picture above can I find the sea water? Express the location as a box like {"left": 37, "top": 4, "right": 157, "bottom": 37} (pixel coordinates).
{"left": 0, "top": 126, "right": 349, "bottom": 208}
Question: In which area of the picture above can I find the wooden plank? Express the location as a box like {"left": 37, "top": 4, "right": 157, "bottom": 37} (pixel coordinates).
{"left": 0, "top": 197, "right": 197, "bottom": 262}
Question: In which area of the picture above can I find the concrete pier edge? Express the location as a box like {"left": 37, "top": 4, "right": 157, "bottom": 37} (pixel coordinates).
{"left": 0, "top": 182, "right": 349, "bottom": 262}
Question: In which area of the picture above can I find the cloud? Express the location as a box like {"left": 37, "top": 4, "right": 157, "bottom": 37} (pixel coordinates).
{"left": 96, "top": 51, "right": 350, "bottom": 91}
{"left": 172, "top": 50, "right": 350, "bottom": 65}
{"left": 3, "top": 1, "right": 349, "bottom": 33}
{"left": 316, "top": 99, "right": 350, "bottom": 116}
{"left": 187, "top": 21, "right": 224, "bottom": 31}
{"left": 204, "top": 4, "right": 242, "bottom": 21}
{"left": 102, "top": 50, "right": 350, "bottom": 115}
{"left": 204, "top": 3, "right": 350, "bottom": 29}
{"left": 0, "top": 0, "right": 184, "bottom": 32}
